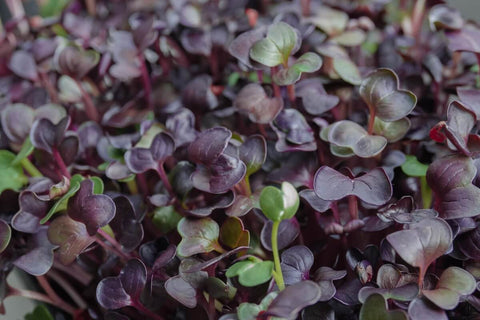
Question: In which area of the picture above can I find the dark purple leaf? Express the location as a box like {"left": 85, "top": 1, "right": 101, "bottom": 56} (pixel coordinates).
{"left": 30, "top": 117, "right": 70, "bottom": 154}
{"left": 239, "top": 135, "right": 266, "bottom": 176}
{"left": 187, "top": 191, "right": 235, "bottom": 217}
{"left": 265, "top": 281, "right": 322, "bottom": 320}
{"left": 188, "top": 127, "right": 231, "bottom": 165}
{"left": 139, "top": 237, "right": 171, "bottom": 267}
{"left": 429, "top": 4, "right": 463, "bottom": 31}
{"left": 272, "top": 109, "right": 316, "bottom": 152}
{"left": 261, "top": 218, "right": 300, "bottom": 251}
{"left": 426, "top": 155, "right": 480, "bottom": 219}
{"left": 281, "top": 245, "right": 314, "bottom": 285}
{"left": 166, "top": 108, "right": 197, "bottom": 147}
{"left": 11, "top": 191, "right": 50, "bottom": 233}
{"left": 13, "top": 227, "right": 56, "bottom": 276}
{"left": 447, "top": 26, "right": 480, "bottom": 53}
{"left": 1, "top": 103, "right": 35, "bottom": 144}
{"left": 314, "top": 166, "right": 392, "bottom": 206}
{"left": 68, "top": 179, "right": 116, "bottom": 235}
{"left": 313, "top": 267, "right": 347, "bottom": 301}
{"left": 334, "top": 278, "right": 363, "bottom": 305}
{"left": 124, "top": 132, "right": 175, "bottom": 173}
{"left": 180, "top": 29, "right": 211, "bottom": 56}
{"left": 110, "top": 196, "right": 144, "bottom": 251}
{"left": 132, "top": 17, "right": 158, "bottom": 51}
{"left": 228, "top": 27, "right": 267, "bottom": 68}
{"left": 234, "top": 84, "right": 283, "bottom": 124}
{"left": 0, "top": 220, "right": 10, "bottom": 253}
{"left": 8, "top": 50, "right": 38, "bottom": 81}
{"left": 56, "top": 45, "right": 99, "bottom": 79}
{"left": 457, "top": 224, "right": 480, "bottom": 259}
{"left": 301, "top": 303, "right": 335, "bottom": 320}
{"left": 387, "top": 218, "right": 452, "bottom": 279}
{"left": 47, "top": 215, "right": 95, "bottom": 264}
{"left": 32, "top": 38, "right": 57, "bottom": 62}
{"left": 96, "top": 259, "right": 147, "bottom": 309}
{"left": 360, "top": 68, "right": 416, "bottom": 122}
{"left": 182, "top": 74, "right": 218, "bottom": 110}
{"left": 457, "top": 87, "right": 480, "bottom": 119}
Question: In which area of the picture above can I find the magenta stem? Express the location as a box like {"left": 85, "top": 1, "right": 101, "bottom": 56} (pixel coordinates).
{"left": 139, "top": 55, "right": 153, "bottom": 111}
{"left": 132, "top": 301, "right": 165, "bottom": 320}
{"left": 52, "top": 148, "right": 71, "bottom": 179}
{"left": 156, "top": 164, "right": 175, "bottom": 198}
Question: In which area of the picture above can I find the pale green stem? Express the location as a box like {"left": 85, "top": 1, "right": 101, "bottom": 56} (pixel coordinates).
{"left": 271, "top": 220, "right": 285, "bottom": 290}
{"left": 21, "top": 158, "right": 42, "bottom": 177}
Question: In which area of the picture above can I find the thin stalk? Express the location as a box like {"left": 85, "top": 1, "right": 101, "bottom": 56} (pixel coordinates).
{"left": 286, "top": 84, "right": 296, "bottom": 105}
{"left": 156, "top": 164, "right": 174, "bottom": 197}
{"left": 52, "top": 148, "right": 71, "bottom": 179}
{"left": 300, "top": 0, "right": 310, "bottom": 16}
{"left": 73, "top": 78, "right": 99, "bottom": 122}
{"left": 243, "top": 175, "right": 252, "bottom": 197}
{"left": 39, "top": 72, "right": 59, "bottom": 103}
{"left": 126, "top": 178, "right": 139, "bottom": 194}
{"left": 348, "top": 195, "right": 358, "bottom": 220}
{"left": 367, "top": 105, "right": 376, "bottom": 135}
{"left": 37, "top": 276, "right": 63, "bottom": 304}
{"left": 418, "top": 268, "right": 424, "bottom": 290}
{"left": 47, "top": 269, "right": 87, "bottom": 309}
{"left": 97, "top": 229, "right": 132, "bottom": 260}
{"left": 411, "top": 0, "right": 426, "bottom": 42}
{"left": 132, "top": 301, "right": 165, "bottom": 320}
{"left": 53, "top": 261, "right": 92, "bottom": 286}
{"left": 256, "top": 70, "right": 263, "bottom": 83}
{"left": 95, "top": 236, "right": 130, "bottom": 261}
{"left": 420, "top": 176, "right": 432, "bottom": 209}
{"left": 20, "top": 158, "right": 42, "bottom": 177}
{"left": 271, "top": 220, "right": 285, "bottom": 291}
{"left": 139, "top": 56, "right": 153, "bottom": 110}
{"left": 271, "top": 67, "right": 281, "bottom": 98}
{"left": 10, "top": 287, "right": 76, "bottom": 315}
{"left": 137, "top": 173, "right": 149, "bottom": 196}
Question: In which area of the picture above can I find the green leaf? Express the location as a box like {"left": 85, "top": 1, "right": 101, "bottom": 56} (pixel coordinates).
{"left": 401, "top": 155, "right": 428, "bottom": 177}
{"left": 360, "top": 293, "right": 408, "bottom": 320}
{"left": 12, "top": 137, "right": 34, "bottom": 165}
{"left": 24, "top": 305, "right": 54, "bottom": 320}
{"left": 90, "top": 176, "right": 104, "bottom": 194}
{"left": 332, "top": 30, "right": 367, "bottom": 46}
{"left": 373, "top": 117, "right": 411, "bottom": 143}
{"left": 152, "top": 205, "right": 182, "bottom": 233}
{"left": 226, "top": 259, "right": 273, "bottom": 287}
{"left": 0, "top": 150, "right": 28, "bottom": 194}
{"left": 273, "top": 52, "right": 322, "bottom": 86}
{"left": 250, "top": 22, "right": 298, "bottom": 67}
{"left": 205, "top": 277, "right": 237, "bottom": 300}
{"left": 259, "top": 182, "right": 299, "bottom": 221}
{"left": 333, "top": 58, "right": 362, "bottom": 85}
{"left": 260, "top": 186, "right": 286, "bottom": 221}
{"left": 307, "top": 6, "right": 348, "bottom": 35}
{"left": 177, "top": 217, "right": 221, "bottom": 257}
{"left": 40, "top": 174, "right": 84, "bottom": 224}
{"left": 237, "top": 292, "right": 278, "bottom": 320}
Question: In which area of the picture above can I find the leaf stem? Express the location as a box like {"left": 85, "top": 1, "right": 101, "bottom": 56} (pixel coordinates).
{"left": 271, "top": 220, "right": 285, "bottom": 290}
{"left": 47, "top": 269, "right": 87, "bottom": 309}
{"left": 243, "top": 174, "right": 252, "bottom": 197}
{"left": 20, "top": 157, "right": 42, "bottom": 177}
{"left": 125, "top": 178, "right": 139, "bottom": 195}
{"left": 10, "top": 287, "right": 76, "bottom": 315}
{"left": 420, "top": 176, "right": 432, "bottom": 209}
{"left": 95, "top": 235, "right": 130, "bottom": 261}
{"left": 97, "top": 228, "right": 133, "bottom": 260}
{"left": 139, "top": 55, "right": 153, "bottom": 111}
{"left": 271, "top": 67, "right": 281, "bottom": 98}
{"left": 132, "top": 301, "right": 165, "bottom": 320}
{"left": 348, "top": 195, "right": 358, "bottom": 220}
{"left": 286, "top": 84, "right": 296, "bottom": 105}
{"left": 73, "top": 78, "right": 99, "bottom": 122}
{"left": 156, "top": 164, "right": 175, "bottom": 198}
{"left": 52, "top": 148, "right": 71, "bottom": 179}
{"left": 367, "top": 105, "right": 376, "bottom": 135}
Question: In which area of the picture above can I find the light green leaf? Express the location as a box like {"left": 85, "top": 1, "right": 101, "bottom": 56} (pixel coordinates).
{"left": 0, "top": 150, "right": 28, "bottom": 193}
{"left": 401, "top": 155, "right": 429, "bottom": 177}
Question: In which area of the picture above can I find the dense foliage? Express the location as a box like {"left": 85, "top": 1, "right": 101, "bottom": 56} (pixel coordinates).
{"left": 1, "top": 0, "right": 480, "bottom": 319}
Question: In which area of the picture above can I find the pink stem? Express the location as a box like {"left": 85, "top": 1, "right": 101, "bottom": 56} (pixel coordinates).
{"left": 139, "top": 56, "right": 153, "bottom": 111}
{"left": 74, "top": 78, "right": 99, "bottom": 122}
{"left": 156, "top": 164, "right": 175, "bottom": 198}
{"left": 10, "top": 287, "right": 76, "bottom": 315}
{"left": 132, "top": 301, "right": 165, "bottom": 320}
{"left": 52, "top": 148, "right": 71, "bottom": 179}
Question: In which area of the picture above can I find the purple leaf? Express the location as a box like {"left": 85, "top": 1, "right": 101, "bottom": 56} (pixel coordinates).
{"left": 177, "top": 217, "right": 220, "bottom": 257}
{"left": 314, "top": 166, "right": 392, "bottom": 205}
{"left": 139, "top": 237, "right": 172, "bottom": 267}
{"left": 265, "top": 281, "right": 322, "bottom": 320}
{"left": 47, "top": 215, "right": 95, "bottom": 264}
{"left": 239, "top": 135, "right": 266, "bottom": 176}
{"left": 296, "top": 78, "right": 339, "bottom": 116}
{"left": 180, "top": 29, "right": 211, "bottom": 56}
{"left": 11, "top": 191, "right": 50, "bottom": 233}
{"left": 426, "top": 155, "right": 480, "bottom": 219}
{"left": 182, "top": 74, "right": 218, "bottom": 110}
{"left": 0, "top": 220, "right": 10, "bottom": 253}
{"left": 8, "top": 50, "right": 38, "bottom": 81}
{"left": 124, "top": 132, "right": 175, "bottom": 173}
{"left": 272, "top": 109, "right": 316, "bottom": 152}
{"left": 387, "top": 218, "right": 452, "bottom": 279}
{"left": 261, "top": 218, "right": 300, "bottom": 251}
{"left": 234, "top": 84, "right": 283, "bottom": 124}
{"left": 96, "top": 259, "right": 147, "bottom": 309}
{"left": 30, "top": 117, "right": 70, "bottom": 154}
{"left": 13, "top": 227, "right": 56, "bottom": 276}
{"left": 110, "top": 196, "right": 144, "bottom": 251}
{"left": 165, "top": 275, "right": 197, "bottom": 308}
{"left": 429, "top": 4, "right": 464, "bottom": 31}
{"left": 187, "top": 191, "right": 235, "bottom": 217}
{"left": 56, "top": 45, "right": 99, "bottom": 79}
{"left": 281, "top": 245, "right": 314, "bottom": 285}
{"left": 313, "top": 267, "right": 347, "bottom": 301}
{"left": 457, "top": 87, "right": 480, "bottom": 118}
{"left": 300, "top": 189, "right": 331, "bottom": 212}
{"left": 447, "top": 26, "right": 480, "bottom": 53}
{"left": 68, "top": 179, "right": 116, "bottom": 235}
{"left": 408, "top": 298, "right": 448, "bottom": 320}
{"left": 360, "top": 68, "right": 417, "bottom": 122}
{"left": 166, "top": 108, "right": 197, "bottom": 147}
{"left": 228, "top": 27, "right": 267, "bottom": 68}
{"left": 188, "top": 127, "right": 231, "bottom": 165}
